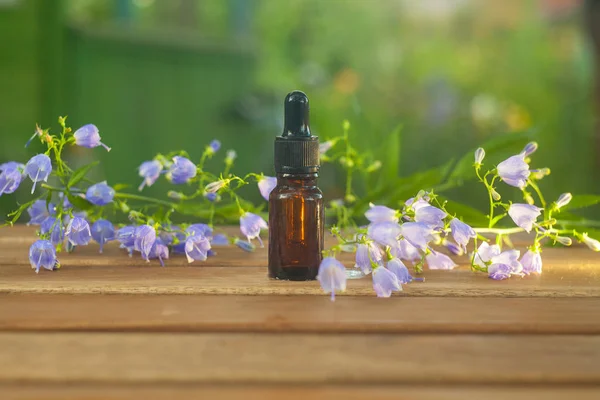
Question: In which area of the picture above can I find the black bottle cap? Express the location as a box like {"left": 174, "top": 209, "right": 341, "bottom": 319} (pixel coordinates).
{"left": 274, "top": 90, "right": 319, "bottom": 174}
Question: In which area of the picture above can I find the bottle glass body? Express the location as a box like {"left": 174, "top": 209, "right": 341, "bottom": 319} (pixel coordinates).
{"left": 268, "top": 173, "right": 323, "bottom": 280}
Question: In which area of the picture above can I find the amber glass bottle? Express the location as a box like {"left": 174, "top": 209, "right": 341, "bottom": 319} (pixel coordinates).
{"left": 268, "top": 91, "right": 324, "bottom": 280}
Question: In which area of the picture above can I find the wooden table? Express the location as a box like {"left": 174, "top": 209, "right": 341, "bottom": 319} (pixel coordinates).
{"left": 1, "top": 226, "right": 599, "bottom": 399}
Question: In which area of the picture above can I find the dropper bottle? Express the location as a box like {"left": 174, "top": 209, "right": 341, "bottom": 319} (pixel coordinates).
{"left": 268, "top": 90, "right": 324, "bottom": 280}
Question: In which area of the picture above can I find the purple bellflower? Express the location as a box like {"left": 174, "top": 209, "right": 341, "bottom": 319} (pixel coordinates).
{"left": 208, "top": 139, "right": 221, "bottom": 153}
{"left": 117, "top": 225, "right": 137, "bottom": 256}
{"left": 367, "top": 221, "right": 402, "bottom": 248}
{"left": 520, "top": 249, "right": 542, "bottom": 275}
{"left": 472, "top": 241, "right": 501, "bottom": 270}
{"left": 497, "top": 154, "right": 530, "bottom": 189}
{"left": 391, "top": 239, "right": 421, "bottom": 263}
{"left": 449, "top": 218, "right": 476, "bottom": 252}
{"left": 386, "top": 258, "right": 422, "bottom": 284}
{"left": 29, "top": 240, "right": 57, "bottom": 273}
{"left": 354, "top": 242, "right": 383, "bottom": 275}
{"left": 41, "top": 216, "right": 64, "bottom": 246}
{"left": 522, "top": 142, "right": 538, "bottom": 157}
{"left": 74, "top": 124, "right": 111, "bottom": 151}
{"left": 508, "top": 203, "right": 542, "bottom": 233}
{"left": 91, "top": 219, "right": 116, "bottom": 253}
{"left": 372, "top": 266, "right": 402, "bottom": 298}
{"left": 365, "top": 204, "right": 398, "bottom": 223}
{"left": 185, "top": 234, "right": 211, "bottom": 263}
{"left": 240, "top": 212, "right": 268, "bottom": 246}
{"left": 65, "top": 217, "right": 92, "bottom": 246}
{"left": 234, "top": 238, "right": 255, "bottom": 252}
{"left": 25, "top": 154, "right": 52, "bottom": 194}
{"left": 426, "top": 250, "right": 457, "bottom": 270}
{"left": 134, "top": 225, "right": 156, "bottom": 261}
{"left": 138, "top": 160, "right": 163, "bottom": 191}
{"left": 317, "top": 257, "right": 347, "bottom": 301}
{"left": 400, "top": 222, "right": 435, "bottom": 251}
{"left": 0, "top": 167, "right": 22, "bottom": 195}
{"left": 212, "top": 233, "right": 229, "bottom": 246}
{"left": 414, "top": 205, "right": 447, "bottom": 229}
{"left": 204, "top": 192, "right": 219, "bottom": 202}
{"left": 258, "top": 176, "right": 277, "bottom": 201}
{"left": 149, "top": 239, "right": 169, "bottom": 267}
{"left": 488, "top": 250, "right": 523, "bottom": 280}
{"left": 86, "top": 181, "right": 115, "bottom": 206}
{"left": 167, "top": 156, "right": 196, "bottom": 184}
{"left": 27, "top": 200, "right": 54, "bottom": 225}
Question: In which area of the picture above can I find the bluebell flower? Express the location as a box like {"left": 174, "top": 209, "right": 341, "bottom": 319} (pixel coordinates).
{"left": 472, "top": 241, "right": 501, "bottom": 270}
{"left": 581, "top": 233, "right": 600, "bottom": 252}
{"left": 167, "top": 156, "right": 196, "bottom": 184}
{"left": 0, "top": 161, "right": 25, "bottom": 174}
{"left": 386, "top": 258, "right": 421, "bottom": 284}
{"left": 73, "top": 124, "right": 111, "bottom": 151}
{"left": 212, "top": 233, "right": 229, "bottom": 246}
{"left": 390, "top": 239, "right": 421, "bottom": 262}
{"left": 185, "top": 234, "right": 211, "bottom": 263}
{"left": 149, "top": 239, "right": 169, "bottom": 267}
{"left": 414, "top": 205, "right": 447, "bottom": 229}
{"left": 474, "top": 147, "right": 485, "bottom": 165}
{"left": 258, "top": 176, "right": 277, "bottom": 201}
{"left": 372, "top": 266, "right": 402, "bottom": 298}
{"left": 204, "top": 192, "right": 219, "bottom": 202}
{"left": 138, "top": 160, "right": 163, "bottom": 191}
{"left": 508, "top": 203, "right": 542, "bottom": 233}
{"left": 317, "top": 257, "right": 347, "bottom": 301}
{"left": 400, "top": 222, "right": 435, "bottom": 251}
{"left": 27, "top": 200, "right": 54, "bottom": 225}
{"left": 205, "top": 180, "right": 227, "bottom": 193}
{"left": 86, "top": 181, "right": 115, "bottom": 206}
{"left": 158, "top": 226, "right": 184, "bottom": 246}
{"left": 134, "top": 225, "right": 156, "bottom": 261}
{"left": 554, "top": 193, "right": 572, "bottom": 210}
{"left": 520, "top": 249, "right": 542, "bottom": 275}
{"left": 234, "top": 238, "right": 255, "bottom": 252}
{"left": 497, "top": 154, "right": 530, "bottom": 189}
{"left": 426, "top": 250, "right": 457, "bottom": 270}
{"left": 186, "top": 223, "right": 213, "bottom": 239}
{"left": 354, "top": 242, "right": 383, "bottom": 275}
{"left": 29, "top": 240, "right": 57, "bottom": 273}
{"left": 365, "top": 204, "right": 398, "bottom": 223}
{"left": 444, "top": 240, "right": 463, "bottom": 256}
{"left": 91, "top": 219, "right": 115, "bottom": 253}
{"left": 208, "top": 139, "right": 221, "bottom": 153}
{"left": 65, "top": 217, "right": 92, "bottom": 246}
{"left": 240, "top": 212, "right": 268, "bottom": 246}
{"left": 488, "top": 250, "right": 522, "bottom": 280}
{"left": 367, "top": 221, "right": 401, "bottom": 248}
{"left": 521, "top": 141, "right": 538, "bottom": 156}
{"left": 0, "top": 167, "right": 22, "bottom": 196}
{"left": 117, "top": 225, "right": 137, "bottom": 255}
{"left": 449, "top": 218, "right": 476, "bottom": 252}
{"left": 25, "top": 154, "right": 52, "bottom": 193}
{"left": 41, "top": 216, "right": 64, "bottom": 246}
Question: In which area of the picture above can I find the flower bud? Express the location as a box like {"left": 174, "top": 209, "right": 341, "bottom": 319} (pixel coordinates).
{"left": 531, "top": 168, "right": 551, "bottom": 180}
{"left": 167, "top": 191, "right": 185, "bottom": 200}
{"left": 339, "top": 156, "right": 354, "bottom": 168}
{"left": 343, "top": 120, "right": 351, "bottom": 131}
{"left": 345, "top": 193, "right": 356, "bottom": 203}
{"left": 474, "top": 147, "right": 485, "bottom": 165}
{"left": 491, "top": 188, "right": 501, "bottom": 201}
{"left": 555, "top": 193, "right": 572, "bottom": 209}
{"left": 522, "top": 141, "right": 538, "bottom": 156}
{"left": 582, "top": 233, "right": 600, "bottom": 251}
{"left": 319, "top": 140, "right": 335, "bottom": 155}
{"left": 556, "top": 236, "right": 572, "bottom": 246}
{"left": 205, "top": 179, "right": 228, "bottom": 193}
{"left": 225, "top": 149, "right": 237, "bottom": 165}
{"left": 366, "top": 160, "right": 382, "bottom": 172}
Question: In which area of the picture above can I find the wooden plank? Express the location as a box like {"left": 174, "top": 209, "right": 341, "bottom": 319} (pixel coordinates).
{"left": 1, "top": 294, "right": 599, "bottom": 334}
{"left": 1, "top": 226, "right": 598, "bottom": 297}
{"left": 0, "top": 333, "right": 598, "bottom": 384}
{"left": 3, "top": 384, "right": 600, "bottom": 400}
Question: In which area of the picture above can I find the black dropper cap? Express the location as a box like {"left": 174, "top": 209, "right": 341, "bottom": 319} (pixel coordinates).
{"left": 274, "top": 90, "right": 319, "bottom": 174}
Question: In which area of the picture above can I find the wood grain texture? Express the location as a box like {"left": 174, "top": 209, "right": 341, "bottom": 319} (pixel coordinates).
{"left": 0, "top": 333, "right": 598, "bottom": 384}
{"left": 3, "top": 384, "right": 600, "bottom": 400}
{"left": 1, "top": 294, "right": 600, "bottom": 334}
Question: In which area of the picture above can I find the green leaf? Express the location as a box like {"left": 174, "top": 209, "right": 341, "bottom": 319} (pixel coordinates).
{"left": 438, "top": 197, "right": 488, "bottom": 227}
{"left": 67, "top": 193, "right": 94, "bottom": 211}
{"left": 561, "top": 195, "right": 600, "bottom": 211}
{"left": 68, "top": 161, "right": 99, "bottom": 188}
{"left": 448, "top": 130, "right": 534, "bottom": 182}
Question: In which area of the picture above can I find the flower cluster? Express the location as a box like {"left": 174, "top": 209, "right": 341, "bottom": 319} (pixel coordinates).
{"left": 318, "top": 141, "right": 600, "bottom": 299}
{"left": 1, "top": 117, "right": 272, "bottom": 273}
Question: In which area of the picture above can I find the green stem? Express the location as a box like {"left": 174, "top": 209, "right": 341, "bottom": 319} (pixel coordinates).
{"left": 528, "top": 179, "right": 546, "bottom": 214}
{"left": 473, "top": 227, "right": 524, "bottom": 234}
{"left": 114, "top": 192, "right": 175, "bottom": 208}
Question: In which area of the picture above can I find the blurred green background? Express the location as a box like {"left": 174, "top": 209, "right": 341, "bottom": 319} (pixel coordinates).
{"left": 0, "top": 0, "right": 597, "bottom": 217}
